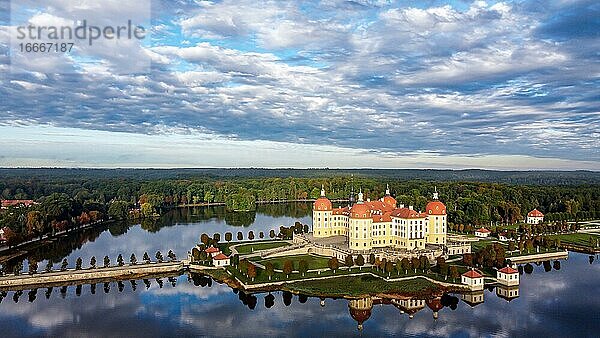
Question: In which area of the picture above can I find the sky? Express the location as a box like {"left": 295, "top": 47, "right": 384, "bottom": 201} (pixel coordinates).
{"left": 0, "top": 0, "right": 598, "bottom": 170}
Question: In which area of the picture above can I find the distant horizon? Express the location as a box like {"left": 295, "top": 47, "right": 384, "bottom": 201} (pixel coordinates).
{"left": 0, "top": 167, "right": 599, "bottom": 172}
{"left": 2, "top": 1, "right": 599, "bottom": 171}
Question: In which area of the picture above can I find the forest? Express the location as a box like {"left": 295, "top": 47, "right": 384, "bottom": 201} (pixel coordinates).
{"left": 0, "top": 169, "right": 598, "bottom": 247}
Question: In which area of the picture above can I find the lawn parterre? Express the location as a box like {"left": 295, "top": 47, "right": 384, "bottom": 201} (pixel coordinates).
{"left": 285, "top": 275, "right": 442, "bottom": 297}
{"left": 548, "top": 233, "right": 600, "bottom": 247}
{"left": 232, "top": 241, "right": 291, "bottom": 255}
{"left": 251, "top": 254, "right": 332, "bottom": 270}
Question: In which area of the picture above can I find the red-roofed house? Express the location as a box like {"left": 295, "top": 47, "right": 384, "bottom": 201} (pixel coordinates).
{"left": 1, "top": 200, "right": 35, "bottom": 209}
{"left": 497, "top": 266, "right": 519, "bottom": 286}
{"left": 474, "top": 228, "right": 491, "bottom": 238}
{"left": 205, "top": 246, "right": 221, "bottom": 257}
{"left": 461, "top": 269, "right": 484, "bottom": 290}
{"left": 213, "top": 253, "right": 230, "bottom": 267}
{"left": 526, "top": 209, "right": 544, "bottom": 224}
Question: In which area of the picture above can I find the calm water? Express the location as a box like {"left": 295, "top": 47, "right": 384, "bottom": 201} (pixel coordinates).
{"left": 1, "top": 204, "right": 599, "bottom": 337}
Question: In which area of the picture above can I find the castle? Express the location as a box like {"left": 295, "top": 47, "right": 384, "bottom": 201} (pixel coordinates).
{"left": 312, "top": 185, "right": 447, "bottom": 251}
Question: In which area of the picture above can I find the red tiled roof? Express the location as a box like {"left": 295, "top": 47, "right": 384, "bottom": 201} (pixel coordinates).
{"left": 213, "top": 253, "right": 229, "bottom": 260}
{"left": 390, "top": 208, "right": 426, "bottom": 219}
{"left": 462, "top": 269, "right": 483, "bottom": 278}
{"left": 372, "top": 213, "right": 392, "bottom": 223}
{"left": 475, "top": 228, "right": 491, "bottom": 233}
{"left": 382, "top": 195, "right": 397, "bottom": 208}
{"left": 314, "top": 197, "right": 332, "bottom": 211}
{"left": 205, "top": 246, "right": 220, "bottom": 253}
{"left": 527, "top": 209, "right": 544, "bottom": 217}
{"left": 350, "top": 203, "right": 371, "bottom": 219}
{"left": 498, "top": 266, "right": 518, "bottom": 274}
{"left": 426, "top": 201, "right": 446, "bottom": 215}
{"left": 1, "top": 200, "right": 34, "bottom": 207}
{"left": 332, "top": 207, "right": 349, "bottom": 215}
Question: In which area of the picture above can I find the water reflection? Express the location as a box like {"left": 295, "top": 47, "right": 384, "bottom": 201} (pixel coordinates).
{"left": 1, "top": 203, "right": 312, "bottom": 273}
{"left": 0, "top": 204, "right": 598, "bottom": 336}
{"left": 1, "top": 252, "right": 598, "bottom": 337}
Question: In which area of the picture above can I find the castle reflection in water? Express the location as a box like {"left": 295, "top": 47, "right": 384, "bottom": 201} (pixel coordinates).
{"left": 0, "top": 272, "right": 519, "bottom": 332}
{"left": 345, "top": 283, "right": 520, "bottom": 331}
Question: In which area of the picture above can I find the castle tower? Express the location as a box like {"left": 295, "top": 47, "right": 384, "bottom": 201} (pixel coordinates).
{"left": 313, "top": 185, "right": 333, "bottom": 238}
{"left": 349, "top": 189, "right": 372, "bottom": 250}
{"left": 425, "top": 187, "right": 447, "bottom": 245}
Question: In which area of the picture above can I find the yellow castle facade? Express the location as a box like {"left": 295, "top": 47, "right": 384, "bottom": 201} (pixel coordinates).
{"left": 313, "top": 185, "right": 447, "bottom": 251}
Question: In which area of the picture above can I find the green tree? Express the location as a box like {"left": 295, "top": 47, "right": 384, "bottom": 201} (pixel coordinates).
{"left": 143, "top": 252, "right": 151, "bottom": 263}
{"left": 269, "top": 230, "right": 276, "bottom": 238}
{"left": 103, "top": 256, "right": 110, "bottom": 268}
{"left": 225, "top": 232, "right": 232, "bottom": 242}
{"left": 168, "top": 250, "right": 176, "bottom": 261}
{"left": 345, "top": 255, "right": 354, "bottom": 267}
{"left": 90, "top": 256, "right": 97, "bottom": 269}
{"left": 355, "top": 254, "right": 365, "bottom": 267}
{"left": 237, "top": 232, "right": 243, "bottom": 241}
{"left": 191, "top": 248, "right": 200, "bottom": 262}
{"left": 140, "top": 202, "right": 155, "bottom": 217}
{"left": 108, "top": 200, "right": 129, "bottom": 220}
{"left": 369, "top": 253, "right": 376, "bottom": 265}
{"left": 130, "top": 253, "right": 137, "bottom": 265}
{"left": 117, "top": 254, "right": 124, "bottom": 266}
{"left": 61, "top": 258, "right": 68, "bottom": 271}
{"left": 76, "top": 257, "right": 83, "bottom": 270}
{"left": 155, "top": 251, "right": 163, "bottom": 263}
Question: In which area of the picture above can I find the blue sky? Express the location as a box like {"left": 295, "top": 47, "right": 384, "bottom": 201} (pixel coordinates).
{"left": 0, "top": 0, "right": 599, "bottom": 169}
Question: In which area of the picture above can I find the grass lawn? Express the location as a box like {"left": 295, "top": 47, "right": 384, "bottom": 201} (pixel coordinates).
{"left": 285, "top": 275, "right": 440, "bottom": 297}
{"left": 233, "top": 241, "right": 290, "bottom": 255}
{"left": 252, "top": 254, "right": 332, "bottom": 270}
{"left": 548, "top": 233, "right": 600, "bottom": 247}
{"left": 470, "top": 239, "right": 497, "bottom": 251}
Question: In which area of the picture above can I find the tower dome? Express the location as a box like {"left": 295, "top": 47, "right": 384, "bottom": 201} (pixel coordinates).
{"left": 350, "top": 189, "right": 370, "bottom": 219}
{"left": 382, "top": 184, "right": 397, "bottom": 208}
{"left": 426, "top": 187, "right": 446, "bottom": 215}
{"left": 314, "top": 185, "right": 332, "bottom": 211}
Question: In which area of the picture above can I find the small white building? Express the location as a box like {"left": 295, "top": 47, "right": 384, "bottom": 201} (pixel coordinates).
{"left": 461, "top": 269, "right": 484, "bottom": 291}
{"left": 498, "top": 232, "right": 509, "bottom": 242}
{"left": 213, "top": 253, "right": 230, "bottom": 267}
{"left": 526, "top": 209, "right": 544, "bottom": 224}
{"left": 497, "top": 266, "right": 519, "bottom": 286}
{"left": 205, "top": 246, "right": 221, "bottom": 257}
{"left": 496, "top": 285, "right": 519, "bottom": 301}
{"left": 474, "top": 228, "right": 491, "bottom": 238}
{"left": 461, "top": 290, "right": 484, "bottom": 307}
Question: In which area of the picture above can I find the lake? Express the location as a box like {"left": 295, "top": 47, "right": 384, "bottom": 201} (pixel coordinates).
{"left": 0, "top": 204, "right": 599, "bottom": 337}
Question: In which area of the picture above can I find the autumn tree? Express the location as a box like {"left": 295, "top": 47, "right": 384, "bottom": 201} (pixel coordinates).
{"left": 328, "top": 257, "right": 339, "bottom": 273}
{"left": 283, "top": 260, "right": 293, "bottom": 278}
{"left": 298, "top": 260, "right": 309, "bottom": 276}
{"left": 265, "top": 262, "right": 274, "bottom": 280}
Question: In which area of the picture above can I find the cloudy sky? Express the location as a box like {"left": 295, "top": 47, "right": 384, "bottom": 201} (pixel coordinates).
{"left": 0, "top": 0, "right": 598, "bottom": 169}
